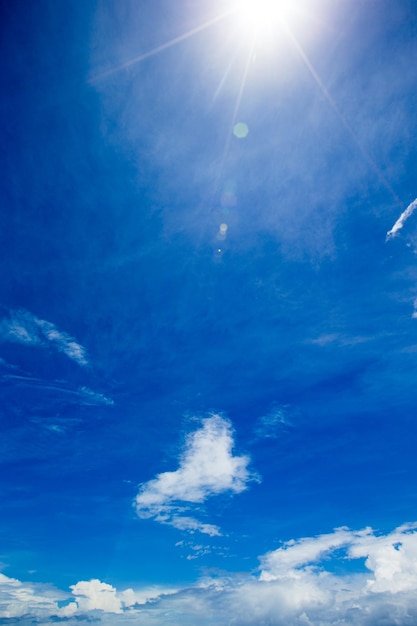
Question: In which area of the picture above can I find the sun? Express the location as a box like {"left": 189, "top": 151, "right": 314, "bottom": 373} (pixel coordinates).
{"left": 236, "top": 0, "right": 292, "bottom": 36}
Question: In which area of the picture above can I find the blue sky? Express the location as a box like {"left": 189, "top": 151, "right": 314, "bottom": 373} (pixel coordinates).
{"left": 2, "top": 0, "right": 417, "bottom": 623}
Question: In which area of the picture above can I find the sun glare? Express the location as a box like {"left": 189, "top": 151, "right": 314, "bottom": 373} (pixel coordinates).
{"left": 237, "top": 0, "right": 291, "bottom": 35}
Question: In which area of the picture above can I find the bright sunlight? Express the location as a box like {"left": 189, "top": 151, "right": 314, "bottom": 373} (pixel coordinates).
{"left": 236, "top": 0, "right": 292, "bottom": 35}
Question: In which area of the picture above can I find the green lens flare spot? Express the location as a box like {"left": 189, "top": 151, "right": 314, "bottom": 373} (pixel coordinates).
{"left": 233, "top": 122, "right": 249, "bottom": 138}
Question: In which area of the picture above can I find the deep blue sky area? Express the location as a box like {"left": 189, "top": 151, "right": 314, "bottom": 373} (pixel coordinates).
{"left": 2, "top": 1, "right": 417, "bottom": 624}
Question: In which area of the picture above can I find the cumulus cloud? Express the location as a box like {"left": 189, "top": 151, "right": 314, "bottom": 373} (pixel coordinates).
{"left": 347, "top": 522, "right": 417, "bottom": 593}
{"left": 69, "top": 579, "right": 123, "bottom": 614}
{"left": 4, "top": 524, "right": 417, "bottom": 625}
{"left": 386, "top": 197, "right": 417, "bottom": 240}
{"left": 0, "top": 308, "right": 88, "bottom": 366}
{"left": 134, "top": 415, "right": 256, "bottom": 535}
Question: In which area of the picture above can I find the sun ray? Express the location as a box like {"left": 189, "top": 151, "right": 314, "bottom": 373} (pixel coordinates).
{"left": 281, "top": 21, "right": 401, "bottom": 206}
{"left": 89, "top": 9, "right": 233, "bottom": 83}
{"left": 216, "top": 37, "right": 256, "bottom": 188}
{"left": 212, "top": 52, "right": 239, "bottom": 104}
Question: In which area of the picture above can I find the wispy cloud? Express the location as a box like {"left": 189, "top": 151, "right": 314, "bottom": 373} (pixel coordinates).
{"left": 0, "top": 357, "right": 18, "bottom": 370}
{"left": 1, "top": 374, "right": 113, "bottom": 407}
{"left": 308, "top": 333, "right": 371, "bottom": 347}
{"left": 3, "top": 523, "right": 417, "bottom": 624}
{"left": 0, "top": 308, "right": 88, "bottom": 366}
{"left": 254, "top": 406, "right": 290, "bottom": 440}
{"left": 386, "top": 197, "right": 417, "bottom": 240}
{"left": 78, "top": 386, "right": 114, "bottom": 406}
{"left": 134, "top": 415, "right": 257, "bottom": 536}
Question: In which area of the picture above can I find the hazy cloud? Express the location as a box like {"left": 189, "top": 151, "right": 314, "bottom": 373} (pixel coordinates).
{"left": 134, "top": 415, "right": 256, "bottom": 536}
{"left": 254, "top": 406, "right": 290, "bottom": 439}
{"left": 386, "top": 197, "right": 417, "bottom": 240}
{"left": 0, "top": 308, "right": 88, "bottom": 366}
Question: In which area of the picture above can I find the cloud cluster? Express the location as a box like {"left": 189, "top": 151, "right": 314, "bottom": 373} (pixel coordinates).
{"left": 0, "top": 572, "right": 67, "bottom": 619}
{"left": 134, "top": 415, "right": 255, "bottom": 536}
{"left": 0, "top": 308, "right": 88, "bottom": 367}
{"left": 0, "top": 574, "right": 174, "bottom": 620}
{"left": 3, "top": 523, "right": 417, "bottom": 624}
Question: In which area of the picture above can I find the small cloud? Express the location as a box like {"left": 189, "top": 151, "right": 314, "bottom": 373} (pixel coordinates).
{"left": 308, "top": 333, "right": 371, "bottom": 347}
{"left": 134, "top": 415, "right": 257, "bottom": 535}
{"left": 309, "top": 333, "right": 340, "bottom": 346}
{"left": 386, "top": 197, "right": 417, "bottom": 240}
{"left": 0, "top": 308, "right": 88, "bottom": 367}
{"left": 45, "top": 424, "right": 65, "bottom": 434}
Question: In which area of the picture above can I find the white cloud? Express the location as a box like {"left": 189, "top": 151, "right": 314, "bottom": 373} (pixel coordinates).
{"left": 259, "top": 526, "right": 370, "bottom": 580}
{"left": 0, "top": 572, "right": 68, "bottom": 619}
{"left": 386, "top": 197, "right": 417, "bottom": 240}
{"left": 4, "top": 524, "right": 417, "bottom": 624}
{"left": 0, "top": 574, "right": 170, "bottom": 620}
{"left": 0, "top": 308, "right": 88, "bottom": 367}
{"left": 70, "top": 579, "right": 123, "bottom": 613}
{"left": 347, "top": 522, "right": 417, "bottom": 593}
{"left": 134, "top": 415, "right": 256, "bottom": 535}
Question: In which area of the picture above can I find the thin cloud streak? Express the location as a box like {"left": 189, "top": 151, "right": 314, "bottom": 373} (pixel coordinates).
{"left": 386, "top": 197, "right": 417, "bottom": 240}
{"left": 1, "top": 375, "right": 113, "bottom": 406}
